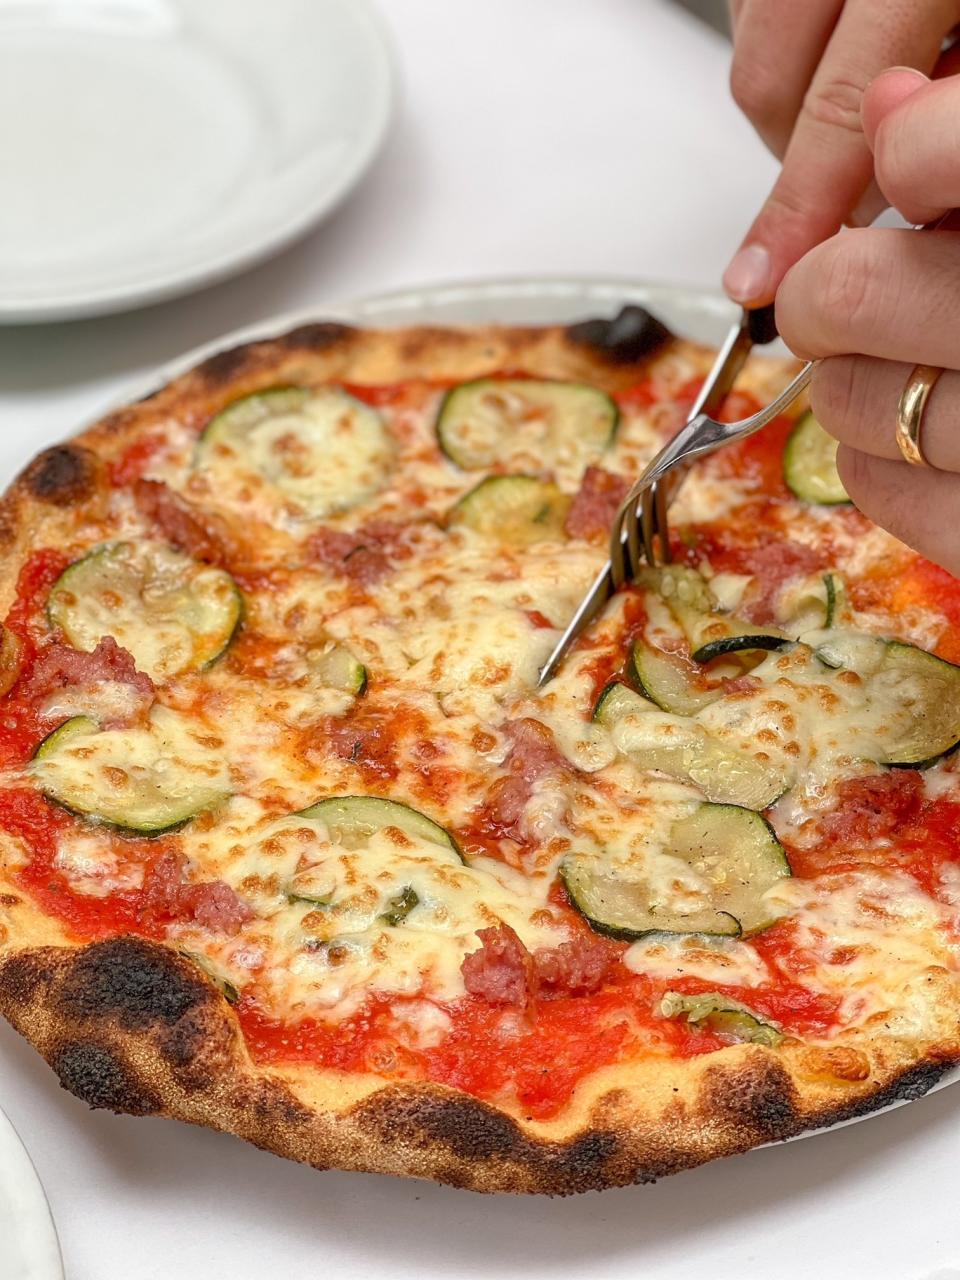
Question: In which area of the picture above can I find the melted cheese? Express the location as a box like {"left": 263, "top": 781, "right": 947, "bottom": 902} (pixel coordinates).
{"left": 22, "top": 360, "right": 960, "bottom": 1049}
{"left": 180, "top": 803, "right": 568, "bottom": 1019}
{"left": 54, "top": 831, "right": 144, "bottom": 897}
{"left": 765, "top": 871, "right": 959, "bottom": 1027}
{"left": 195, "top": 390, "right": 395, "bottom": 525}
{"left": 624, "top": 936, "right": 771, "bottom": 987}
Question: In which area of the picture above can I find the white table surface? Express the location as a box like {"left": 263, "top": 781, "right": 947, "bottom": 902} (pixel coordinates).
{"left": 1, "top": 2, "right": 957, "bottom": 1278}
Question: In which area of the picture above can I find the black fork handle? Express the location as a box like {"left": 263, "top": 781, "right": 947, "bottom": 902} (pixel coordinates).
{"left": 745, "top": 302, "right": 778, "bottom": 346}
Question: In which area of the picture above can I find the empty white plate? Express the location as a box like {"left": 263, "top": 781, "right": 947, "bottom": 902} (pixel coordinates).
{"left": 0, "top": 0, "right": 394, "bottom": 323}
{"left": 0, "top": 1106, "right": 63, "bottom": 1280}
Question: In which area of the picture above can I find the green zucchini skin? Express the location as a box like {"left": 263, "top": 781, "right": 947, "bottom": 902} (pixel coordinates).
{"left": 562, "top": 802, "right": 790, "bottom": 941}
{"left": 32, "top": 713, "right": 231, "bottom": 835}
{"left": 660, "top": 991, "right": 783, "bottom": 1046}
{"left": 691, "top": 633, "right": 788, "bottom": 665}
{"left": 436, "top": 378, "right": 618, "bottom": 471}
{"left": 299, "top": 795, "right": 462, "bottom": 860}
{"left": 47, "top": 541, "right": 244, "bottom": 682}
{"left": 783, "top": 411, "right": 850, "bottom": 505}
{"left": 448, "top": 474, "right": 570, "bottom": 545}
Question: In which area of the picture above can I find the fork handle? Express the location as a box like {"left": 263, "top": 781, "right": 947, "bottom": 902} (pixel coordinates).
{"left": 745, "top": 302, "right": 778, "bottom": 346}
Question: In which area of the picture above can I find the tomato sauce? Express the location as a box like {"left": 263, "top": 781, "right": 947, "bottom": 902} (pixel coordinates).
{"left": 109, "top": 433, "right": 164, "bottom": 487}
{"left": 238, "top": 977, "right": 726, "bottom": 1120}
{"left": 4, "top": 364, "right": 960, "bottom": 1111}
{"left": 786, "top": 795, "right": 960, "bottom": 896}
{"left": 615, "top": 379, "right": 657, "bottom": 412}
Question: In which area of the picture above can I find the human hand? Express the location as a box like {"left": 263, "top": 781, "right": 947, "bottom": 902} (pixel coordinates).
{"left": 775, "top": 68, "right": 960, "bottom": 575}
{"left": 723, "top": 0, "right": 960, "bottom": 305}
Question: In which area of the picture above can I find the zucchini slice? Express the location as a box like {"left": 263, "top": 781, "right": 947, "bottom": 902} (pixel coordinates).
{"left": 660, "top": 991, "right": 783, "bottom": 1046}
{"left": 667, "top": 803, "right": 789, "bottom": 935}
{"left": 195, "top": 386, "right": 393, "bottom": 520}
{"left": 873, "top": 642, "right": 960, "bottom": 766}
{"left": 562, "top": 857, "right": 740, "bottom": 941}
{"left": 437, "top": 378, "right": 618, "bottom": 472}
{"left": 595, "top": 683, "right": 788, "bottom": 810}
{"left": 812, "top": 633, "right": 960, "bottom": 766}
{"left": 300, "top": 795, "right": 461, "bottom": 859}
{"left": 631, "top": 642, "right": 721, "bottom": 716}
{"left": 640, "top": 566, "right": 786, "bottom": 664}
{"left": 47, "top": 541, "right": 242, "bottom": 682}
{"left": 691, "top": 632, "right": 788, "bottom": 665}
{"left": 32, "top": 707, "right": 231, "bottom": 834}
{"left": 306, "top": 639, "right": 368, "bottom": 696}
{"left": 448, "top": 475, "right": 571, "bottom": 545}
{"left": 562, "top": 802, "right": 789, "bottom": 940}
{"left": 783, "top": 411, "right": 850, "bottom": 505}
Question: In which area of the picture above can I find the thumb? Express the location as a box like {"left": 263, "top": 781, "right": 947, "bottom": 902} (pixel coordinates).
{"left": 861, "top": 66, "right": 929, "bottom": 151}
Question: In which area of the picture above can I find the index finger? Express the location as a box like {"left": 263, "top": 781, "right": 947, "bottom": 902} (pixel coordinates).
{"left": 722, "top": 0, "right": 956, "bottom": 306}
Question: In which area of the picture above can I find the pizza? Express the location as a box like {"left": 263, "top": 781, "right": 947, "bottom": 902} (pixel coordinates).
{"left": 0, "top": 307, "right": 959, "bottom": 1196}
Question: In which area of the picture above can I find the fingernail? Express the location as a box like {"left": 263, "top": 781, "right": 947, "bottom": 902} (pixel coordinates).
{"left": 882, "top": 65, "right": 929, "bottom": 83}
{"left": 722, "top": 244, "right": 772, "bottom": 304}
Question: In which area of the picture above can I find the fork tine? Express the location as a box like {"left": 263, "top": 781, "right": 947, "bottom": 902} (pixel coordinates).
{"left": 639, "top": 482, "right": 659, "bottom": 567}
{"left": 653, "top": 475, "right": 672, "bottom": 564}
{"left": 609, "top": 500, "right": 628, "bottom": 587}
{"left": 626, "top": 491, "right": 644, "bottom": 579}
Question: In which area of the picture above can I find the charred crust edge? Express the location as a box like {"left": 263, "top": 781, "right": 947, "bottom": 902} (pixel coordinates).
{"left": 20, "top": 445, "right": 99, "bottom": 507}
{"left": 59, "top": 936, "right": 213, "bottom": 1031}
{"left": 566, "top": 304, "right": 673, "bottom": 365}
{"left": 53, "top": 1040, "right": 161, "bottom": 1115}
{"left": 1, "top": 932, "right": 958, "bottom": 1193}
{"left": 196, "top": 344, "right": 256, "bottom": 386}
{"left": 281, "top": 322, "right": 357, "bottom": 352}
{"left": 813, "top": 1058, "right": 952, "bottom": 1129}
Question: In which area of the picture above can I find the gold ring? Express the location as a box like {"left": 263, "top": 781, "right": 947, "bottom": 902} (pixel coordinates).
{"left": 896, "top": 364, "right": 943, "bottom": 467}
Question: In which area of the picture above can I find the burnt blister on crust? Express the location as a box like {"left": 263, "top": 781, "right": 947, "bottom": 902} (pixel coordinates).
{"left": 700, "top": 1057, "right": 802, "bottom": 1145}
{"left": 281, "top": 322, "right": 357, "bottom": 352}
{"left": 196, "top": 323, "right": 356, "bottom": 387}
{"left": 53, "top": 1040, "right": 160, "bottom": 1115}
{"left": 566, "top": 305, "right": 673, "bottom": 365}
{"left": 21, "top": 445, "right": 99, "bottom": 506}
{"left": 196, "top": 344, "right": 256, "bottom": 386}
{"left": 354, "top": 1088, "right": 643, "bottom": 1194}
{"left": 59, "top": 937, "right": 213, "bottom": 1031}
{"left": 0, "top": 950, "right": 55, "bottom": 1007}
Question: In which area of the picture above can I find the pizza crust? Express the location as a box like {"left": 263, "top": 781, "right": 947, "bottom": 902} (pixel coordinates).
{"left": 0, "top": 315, "right": 956, "bottom": 1195}
{"left": 1, "top": 929, "right": 955, "bottom": 1194}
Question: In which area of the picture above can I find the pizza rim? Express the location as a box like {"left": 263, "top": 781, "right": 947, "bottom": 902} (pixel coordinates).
{"left": 1, "top": 932, "right": 955, "bottom": 1196}
{"left": 0, "top": 314, "right": 957, "bottom": 1195}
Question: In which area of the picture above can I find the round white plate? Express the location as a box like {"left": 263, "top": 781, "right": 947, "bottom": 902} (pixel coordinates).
{"left": 86, "top": 275, "right": 960, "bottom": 1144}
{"left": 0, "top": 0, "right": 394, "bottom": 324}
{"left": 0, "top": 1107, "right": 63, "bottom": 1280}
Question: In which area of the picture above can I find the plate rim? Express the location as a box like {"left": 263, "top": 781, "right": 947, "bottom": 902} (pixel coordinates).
{"left": 0, "top": 0, "right": 397, "bottom": 324}
{"left": 39, "top": 271, "right": 960, "bottom": 1149}
{"left": 0, "top": 1105, "right": 64, "bottom": 1280}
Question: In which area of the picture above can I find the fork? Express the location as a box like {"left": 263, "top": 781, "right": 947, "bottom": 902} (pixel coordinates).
{"left": 628, "top": 302, "right": 780, "bottom": 575}
{"left": 536, "top": 324, "right": 813, "bottom": 687}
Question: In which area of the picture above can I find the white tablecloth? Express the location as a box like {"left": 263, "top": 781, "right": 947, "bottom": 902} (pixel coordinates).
{"left": 1, "top": 3, "right": 957, "bottom": 1278}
